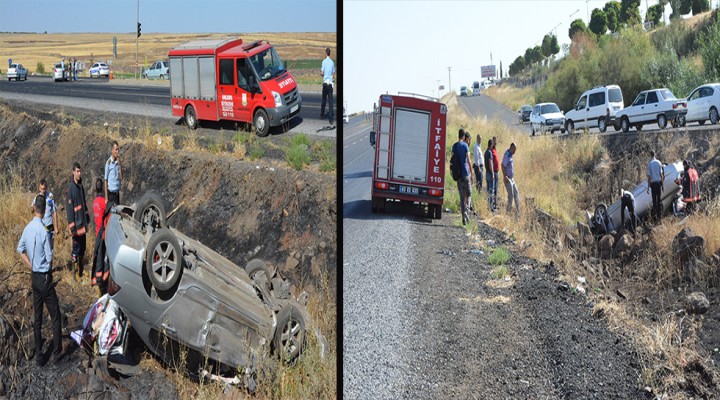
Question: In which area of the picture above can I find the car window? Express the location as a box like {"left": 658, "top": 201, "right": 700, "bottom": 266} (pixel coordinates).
{"left": 659, "top": 89, "right": 675, "bottom": 100}
{"left": 688, "top": 89, "right": 701, "bottom": 101}
{"left": 702, "top": 87, "right": 714, "bottom": 98}
{"left": 646, "top": 91, "right": 659, "bottom": 104}
{"left": 577, "top": 95, "right": 587, "bottom": 109}
{"left": 608, "top": 88, "right": 623, "bottom": 103}
{"left": 219, "top": 59, "right": 234, "bottom": 85}
{"left": 541, "top": 104, "right": 560, "bottom": 114}
{"left": 589, "top": 92, "right": 605, "bottom": 107}
{"left": 533, "top": 105, "right": 540, "bottom": 114}
{"left": 237, "top": 58, "right": 251, "bottom": 91}
{"left": 632, "top": 93, "right": 647, "bottom": 106}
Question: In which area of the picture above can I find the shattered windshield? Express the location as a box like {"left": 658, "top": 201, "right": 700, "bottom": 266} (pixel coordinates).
{"left": 250, "top": 47, "right": 286, "bottom": 81}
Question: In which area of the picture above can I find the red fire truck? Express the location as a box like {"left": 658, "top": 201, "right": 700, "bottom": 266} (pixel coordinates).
{"left": 168, "top": 38, "right": 302, "bottom": 136}
{"left": 369, "top": 94, "right": 447, "bottom": 219}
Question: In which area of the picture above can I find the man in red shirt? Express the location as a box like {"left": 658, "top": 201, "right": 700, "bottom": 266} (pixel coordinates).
{"left": 92, "top": 178, "right": 108, "bottom": 291}
{"left": 491, "top": 136, "right": 500, "bottom": 209}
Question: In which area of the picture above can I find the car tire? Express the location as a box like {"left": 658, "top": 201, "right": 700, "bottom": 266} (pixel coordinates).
{"left": 566, "top": 120, "right": 574, "bottom": 134}
{"left": 185, "top": 105, "right": 198, "bottom": 130}
{"left": 135, "top": 191, "right": 167, "bottom": 232}
{"left": 657, "top": 114, "right": 667, "bottom": 129}
{"left": 598, "top": 117, "right": 607, "bottom": 133}
{"left": 680, "top": 115, "right": 687, "bottom": 127}
{"left": 621, "top": 117, "right": 629, "bottom": 133}
{"left": 160, "top": 74, "right": 165, "bottom": 80}
{"left": 710, "top": 107, "right": 719, "bottom": 125}
{"left": 254, "top": 109, "right": 270, "bottom": 137}
{"left": 145, "top": 228, "right": 183, "bottom": 293}
{"left": 245, "top": 259, "right": 274, "bottom": 294}
{"left": 273, "top": 304, "right": 306, "bottom": 364}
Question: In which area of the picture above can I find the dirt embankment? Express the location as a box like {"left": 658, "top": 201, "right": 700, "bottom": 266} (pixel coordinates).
{"left": 0, "top": 103, "right": 336, "bottom": 398}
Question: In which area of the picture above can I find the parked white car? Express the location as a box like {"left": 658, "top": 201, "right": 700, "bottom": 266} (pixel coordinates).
{"left": 52, "top": 62, "right": 68, "bottom": 82}
{"left": 7, "top": 63, "right": 27, "bottom": 81}
{"left": 89, "top": 62, "right": 110, "bottom": 78}
{"left": 616, "top": 88, "right": 687, "bottom": 132}
{"left": 565, "top": 85, "right": 624, "bottom": 133}
{"left": 142, "top": 60, "right": 170, "bottom": 80}
{"left": 529, "top": 102, "right": 565, "bottom": 135}
{"left": 684, "top": 83, "right": 720, "bottom": 126}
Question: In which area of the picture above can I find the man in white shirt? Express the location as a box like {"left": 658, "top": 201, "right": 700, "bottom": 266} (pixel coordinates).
{"left": 472, "top": 134, "right": 483, "bottom": 192}
{"left": 320, "top": 48, "right": 335, "bottom": 124}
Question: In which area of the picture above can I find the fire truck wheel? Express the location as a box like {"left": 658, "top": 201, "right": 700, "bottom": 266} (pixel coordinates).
{"left": 371, "top": 196, "right": 378, "bottom": 213}
{"left": 185, "top": 105, "right": 198, "bottom": 130}
{"left": 254, "top": 109, "right": 270, "bottom": 137}
{"left": 433, "top": 204, "right": 442, "bottom": 219}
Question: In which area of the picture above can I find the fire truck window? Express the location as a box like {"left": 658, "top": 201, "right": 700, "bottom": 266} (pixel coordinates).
{"left": 237, "top": 58, "right": 250, "bottom": 91}
{"left": 219, "top": 59, "right": 234, "bottom": 85}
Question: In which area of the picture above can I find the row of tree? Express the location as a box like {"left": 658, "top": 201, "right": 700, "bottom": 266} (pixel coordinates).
{"left": 509, "top": 0, "right": 712, "bottom": 77}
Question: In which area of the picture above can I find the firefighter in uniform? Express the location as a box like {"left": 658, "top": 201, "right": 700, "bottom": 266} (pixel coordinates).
{"left": 66, "top": 162, "right": 90, "bottom": 279}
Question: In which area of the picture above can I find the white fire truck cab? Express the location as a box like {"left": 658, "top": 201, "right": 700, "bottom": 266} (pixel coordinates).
{"left": 369, "top": 93, "right": 447, "bottom": 219}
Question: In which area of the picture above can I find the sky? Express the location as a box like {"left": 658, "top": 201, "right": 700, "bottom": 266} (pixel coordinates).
{"left": 344, "top": 0, "right": 720, "bottom": 114}
{"left": 0, "top": 0, "right": 336, "bottom": 33}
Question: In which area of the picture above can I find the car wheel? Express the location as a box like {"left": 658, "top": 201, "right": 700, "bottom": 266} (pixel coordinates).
{"left": 145, "top": 228, "right": 183, "bottom": 293}
{"left": 185, "top": 105, "right": 198, "bottom": 130}
{"left": 566, "top": 120, "right": 574, "bottom": 133}
{"left": 657, "top": 114, "right": 667, "bottom": 129}
{"left": 135, "top": 191, "right": 167, "bottom": 232}
{"left": 680, "top": 115, "right": 687, "bottom": 127}
{"left": 273, "top": 304, "right": 306, "bottom": 364}
{"left": 561, "top": 129, "right": 566, "bottom": 134}
{"left": 621, "top": 117, "right": 629, "bottom": 133}
{"left": 160, "top": 74, "right": 165, "bottom": 80}
{"left": 254, "top": 109, "right": 270, "bottom": 137}
{"left": 245, "top": 259, "right": 274, "bottom": 294}
{"left": 598, "top": 117, "right": 607, "bottom": 133}
{"left": 593, "top": 203, "right": 610, "bottom": 232}
{"left": 710, "top": 107, "right": 719, "bottom": 125}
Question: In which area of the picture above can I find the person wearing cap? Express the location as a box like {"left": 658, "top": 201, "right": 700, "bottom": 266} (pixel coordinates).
{"left": 320, "top": 47, "right": 335, "bottom": 124}
{"left": 66, "top": 162, "right": 90, "bottom": 280}
{"left": 646, "top": 150, "right": 665, "bottom": 222}
{"left": 18, "top": 194, "right": 63, "bottom": 366}
{"left": 674, "top": 160, "right": 701, "bottom": 214}
{"left": 104, "top": 140, "right": 122, "bottom": 208}
{"left": 501, "top": 142, "right": 520, "bottom": 215}
{"left": 31, "top": 179, "right": 59, "bottom": 251}
{"left": 619, "top": 188, "right": 638, "bottom": 235}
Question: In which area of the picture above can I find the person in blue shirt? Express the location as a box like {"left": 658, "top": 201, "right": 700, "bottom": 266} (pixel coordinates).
{"left": 30, "top": 179, "right": 59, "bottom": 251}
{"left": 646, "top": 150, "right": 665, "bottom": 222}
{"left": 320, "top": 48, "right": 335, "bottom": 124}
{"left": 452, "top": 129, "right": 473, "bottom": 225}
{"left": 104, "top": 140, "right": 122, "bottom": 207}
{"left": 17, "top": 195, "right": 62, "bottom": 366}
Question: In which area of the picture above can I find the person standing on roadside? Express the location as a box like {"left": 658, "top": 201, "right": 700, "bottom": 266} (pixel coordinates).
{"left": 473, "top": 134, "right": 483, "bottom": 193}
{"left": 464, "top": 131, "right": 474, "bottom": 212}
{"left": 73, "top": 58, "right": 78, "bottom": 81}
{"left": 32, "top": 179, "right": 59, "bottom": 251}
{"left": 452, "top": 129, "right": 473, "bottom": 225}
{"left": 18, "top": 195, "right": 62, "bottom": 366}
{"left": 67, "top": 162, "right": 90, "bottom": 280}
{"left": 320, "top": 47, "right": 335, "bottom": 124}
{"left": 646, "top": 150, "right": 665, "bottom": 222}
{"left": 501, "top": 143, "right": 520, "bottom": 215}
{"left": 104, "top": 141, "right": 122, "bottom": 208}
{"left": 491, "top": 136, "right": 500, "bottom": 208}
{"left": 484, "top": 139, "right": 495, "bottom": 211}
{"left": 92, "top": 178, "right": 109, "bottom": 293}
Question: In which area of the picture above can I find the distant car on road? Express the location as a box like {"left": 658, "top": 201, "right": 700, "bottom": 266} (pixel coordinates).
{"left": 460, "top": 86, "right": 467, "bottom": 96}
{"left": 518, "top": 105, "right": 532, "bottom": 123}
{"left": 52, "top": 62, "right": 68, "bottom": 82}
{"left": 89, "top": 62, "right": 110, "bottom": 78}
{"left": 616, "top": 88, "right": 687, "bottom": 132}
{"left": 7, "top": 63, "right": 27, "bottom": 81}
{"left": 529, "top": 102, "right": 566, "bottom": 135}
{"left": 565, "top": 85, "right": 624, "bottom": 133}
{"left": 683, "top": 83, "right": 720, "bottom": 126}
{"left": 343, "top": 106, "right": 349, "bottom": 123}
{"left": 142, "top": 60, "right": 170, "bottom": 80}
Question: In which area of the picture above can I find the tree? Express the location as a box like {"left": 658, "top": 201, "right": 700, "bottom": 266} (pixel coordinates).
{"left": 36, "top": 62, "right": 45, "bottom": 74}
{"left": 569, "top": 19, "right": 587, "bottom": 40}
{"left": 499, "top": 60, "right": 503, "bottom": 79}
{"left": 620, "top": 0, "right": 642, "bottom": 26}
{"left": 604, "top": 1, "right": 622, "bottom": 32}
{"left": 670, "top": 0, "right": 692, "bottom": 17}
{"left": 589, "top": 8, "right": 608, "bottom": 35}
{"left": 541, "top": 34, "right": 553, "bottom": 58}
{"left": 550, "top": 35, "right": 560, "bottom": 56}
{"left": 524, "top": 47, "right": 533, "bottom": 66}
{"left": 646, "top": 4, "right": 664, "bottom": 27}
{"left": 531, "top": 46, "right": 544, "bottom": 64}
{"left": 509, "top": 55, "right": 525, "bottom": 76}
{"left": 692, "top": 0, "right": 710, "bottom": 14}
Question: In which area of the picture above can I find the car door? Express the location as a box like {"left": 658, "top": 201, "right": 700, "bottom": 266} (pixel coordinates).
{"left": 686, "top": 87, "right": 703, "bottom": 122}
{"left": 643, "top": 91, "right": 659, "bottom": 123}
{"left": 217, "top": 57, "right": 253, "bottom": 123}
{"left": 575, "top": 95, "right": 588, "bottom": 128}
{"left": 587, "top": 92, "right": 605, "bottom": 126}
{"left": 627, "top": 92, "right": 647, "bottom": 123}
{"left": 530, "top": 105, "right": 540, "bottom": 129}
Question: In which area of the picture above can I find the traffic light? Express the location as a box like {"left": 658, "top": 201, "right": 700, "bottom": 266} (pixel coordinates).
{"left": 137, "top": 22, "right": 141, "bottom": 38}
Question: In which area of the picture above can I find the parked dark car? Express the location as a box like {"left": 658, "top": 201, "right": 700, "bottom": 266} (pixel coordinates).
{"left": 518, "top": 104, "right": 532, "bottom": 123}
{"left": 104, "top": 192, "right": 307, "bottom": 385}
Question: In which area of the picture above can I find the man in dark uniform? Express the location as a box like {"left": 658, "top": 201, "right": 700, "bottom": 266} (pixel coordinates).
{"left": 620, "top": 188, "right": 638, "bottom": 235}
{"left": 18, "top": 195, "right": 62, "bottom": 366}
{"left": 66, "top": 162, "right": 90, "bottom": 280}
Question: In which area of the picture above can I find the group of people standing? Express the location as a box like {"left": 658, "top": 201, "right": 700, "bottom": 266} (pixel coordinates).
{"left": 452, "top": 128, "right": 520, "bottom": 225}
{"left": 60, "top": 57, "right": 80, "bottom": 81}
{"left": 15, "top": 141, "right": 122, "bottom": 366}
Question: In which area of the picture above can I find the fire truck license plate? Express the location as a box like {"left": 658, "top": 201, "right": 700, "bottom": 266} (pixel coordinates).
{"left": 399, "top": 185, "right": 418, "bottom": 195}
{"left": 291, "top": 104, "right": 299, "bottom": 113}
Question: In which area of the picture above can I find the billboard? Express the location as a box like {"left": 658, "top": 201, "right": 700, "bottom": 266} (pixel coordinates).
{"left": 481, "top": 65, "right": 496, "bottom": 78}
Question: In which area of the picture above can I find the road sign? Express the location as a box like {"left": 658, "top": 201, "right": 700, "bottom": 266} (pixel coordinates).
{"left": 481, "top": 65, "right": 496, "bottom": 78}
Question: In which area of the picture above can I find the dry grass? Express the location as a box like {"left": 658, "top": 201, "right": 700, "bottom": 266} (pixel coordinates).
{"left": 0, "top": 32, "right": 336, "bottom": 76}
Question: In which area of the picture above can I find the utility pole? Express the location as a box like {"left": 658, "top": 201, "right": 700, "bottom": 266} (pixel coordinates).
{"left": 447, "top": 66, "right": 452, "bottom": 95}
{"left": 586, "top": 0, "right": 590, "bottom": 22}
{"left": 135, "top": 0, "right": 139, "bottom": 80}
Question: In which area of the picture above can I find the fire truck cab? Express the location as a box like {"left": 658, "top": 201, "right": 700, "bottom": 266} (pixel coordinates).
{"left": 168, "top": 38, "right": 302, "bottom": 136}
{"left": 369, "top": 94, "right": 447, "bottom": 219}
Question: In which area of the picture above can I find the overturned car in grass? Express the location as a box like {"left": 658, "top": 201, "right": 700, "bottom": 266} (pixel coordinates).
{"left": 103, "top": 192, "right": 307, "bottom": 385}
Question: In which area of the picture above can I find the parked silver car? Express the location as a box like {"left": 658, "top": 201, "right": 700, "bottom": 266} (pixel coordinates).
{"left": 104, "top": 192, "right": 307, "bottom": 384}
{"left": 142, "top": 60, "right": 170, "bottom": 80}
{"left": 7, "top": 63, "right": 27, "bottom": 81}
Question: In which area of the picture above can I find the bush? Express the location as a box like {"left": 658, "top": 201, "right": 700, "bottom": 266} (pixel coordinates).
{"left": 697, "top": 11, "right": 720, "bottom": 81}
{"left": 36, "top": 62, "right": 45, "bottom": 75}
{"left": 290, "top": 133, "right": 311, "bottom": 147}
{"left": 248, "top": 143, "right": 265, "bottom": 160}
{"left": 285, "top": 144, "right": 310, "bottom": 170}
{"left": 641, "top": 43, "right": 705, "bottom": 97}
{"left": 488, "top": 247, "right": 511, "bottom": 266}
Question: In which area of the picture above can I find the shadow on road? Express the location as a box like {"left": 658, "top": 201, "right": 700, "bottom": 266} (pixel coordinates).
{"left": 343, "top": 199, "right": 437, "bottom": 223}
{"left": 173, "top": 115, "right": 304, "bottom": 136}
{"left": 343, "top": 171, "right": 372, "bottom": 180}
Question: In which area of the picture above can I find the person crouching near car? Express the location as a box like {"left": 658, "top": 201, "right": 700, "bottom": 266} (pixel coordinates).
{"left": 501, "top": 142, "right": 520, "bottom": 216}
{"left": 66, "top": 162, "right": 90, "bottom": 280}
{"left": 18, "top": 194, "right": 63, "bottom": 366}
{"left": 675, "top": 159, "right": 701, "bottom": 214}
{"left": 619, "top": 188, "right": 638, "bottom": 235}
